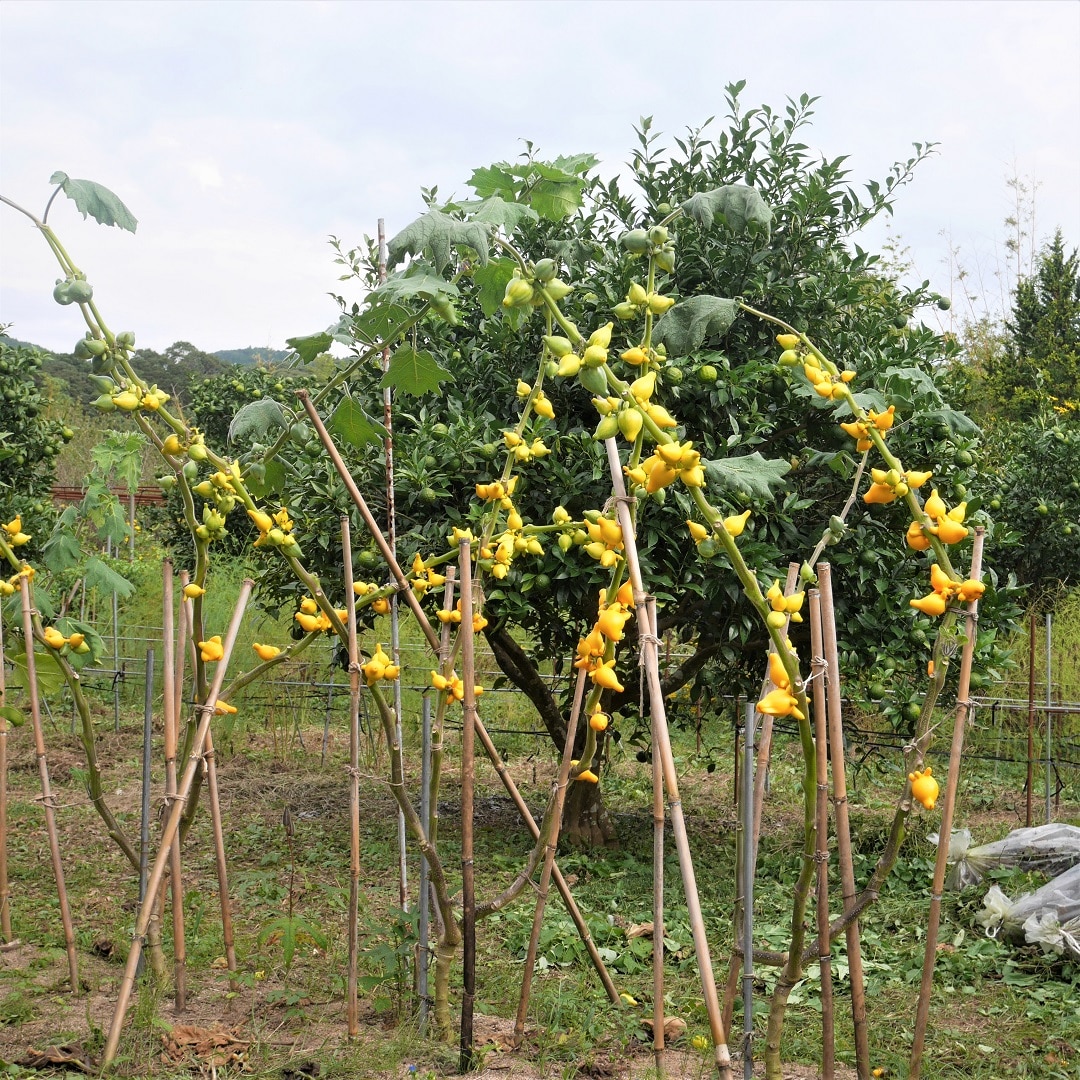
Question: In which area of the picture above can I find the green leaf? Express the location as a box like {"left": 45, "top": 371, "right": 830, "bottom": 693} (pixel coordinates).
{"left": 0, "top": 705, "right": 25, "bottom": 729}
{"left": 458, "top": 196, "right": 538, "bottom": 233}
{"left": 380, "top": 345, "right": 451, "bottom": 398}
{"left": 704, "top": 453, "right": 791, "bottom": 499}
{"left": 245, "top": 458, "right": 287, "bottom": 500}
{"left": 386, "top": 211, "right": 490, "bottom": 273}
{"left": 228, "top": 398, "right": 288, "bottom": 445}
{"left": 472, "top": 258, "right": 517, "bottom": 318}
{"left": 680, "top": 184, "right": 772, "bottom": 238}
{"left": 367, "top": 264, "right": 460, "bottom": 307}
{"left": 6, "top": 651, "right": 66, "bottom": 698}
{"left": 652, "top": 296, "right": 738, "bottom": 357}
{"left": 922, "top": 408, "right": 981, "bottom": 437}
{"left": 41, "top": 527, "right": 82, "bottom": 575}
{"left": 329, "top": 397, "right": 387, "bottom": 449}
{"left": 49, "top": 171, "right": 138, "bottom": 232}
{"left": 286, "top": 332, "right": 333, "bottom": 363}
{"left": 83, "top": 555, "right": 136, "bottom": 600}
{"left": 529, "top": 182, "right": 584, "bottom": 223}
{"left": 467, "top": 165, "right": 517, "bottom": 200}
{"left": 91, "top": 430, "right": 144, "bottom": 493}
{"left": 349, "top": 302, "right": 412, "bottom": 348}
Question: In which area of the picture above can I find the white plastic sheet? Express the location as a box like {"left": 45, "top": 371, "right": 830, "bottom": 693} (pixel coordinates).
{"left": 976, "top": 863, "right": 1080, "bottom": 959}
{"left": 931, "top": 824, "right": 1080, "bottom": 890}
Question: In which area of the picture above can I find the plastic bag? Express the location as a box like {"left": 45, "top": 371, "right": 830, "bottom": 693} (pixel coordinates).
{"left": 931, "top": 824, "right": 1080, "bottom": 890}
{"left": 976, "top": 863, "right": 1080, "bottom": 959}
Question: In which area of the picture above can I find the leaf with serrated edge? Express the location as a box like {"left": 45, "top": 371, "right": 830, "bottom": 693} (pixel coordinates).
{"left": 286, "top": 332, "right": 333, "bottom": 363}
{"left": 704, "top": 453, "right": 791, "bottom": 499}
{"left": 228, "top": 398, "right": 288, "bottom": 444}
{"left": 386, "top": 211, "right": 489, "bottom": 273}
{"left": 380, "top": 345, "right": 451, "bottom": 397}
{"left": 49, "top": 171, "right": 138, "bottom": 232}
{"left": 457, "top": 196, "right": 538, "bottom": 233}
{"left": 680, "top": 184, "right": 771, "bottom": 238}
{"left": 472, "top": 258, "right": 517, "bottom": 318}
{"left": 83, "top": 555, "right": 136, "bottom": 599}
{"left": 367, "top": 265, "right": 459, "bottom": 307}
{"left": 329, "top": 397, "right": 388, "bottom": 449}
{"left": 653, "top": 296, "right": 738, "bottom": 357}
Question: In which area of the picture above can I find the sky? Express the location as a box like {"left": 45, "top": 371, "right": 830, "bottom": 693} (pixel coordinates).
{"left": 1, "top": 0, "right": 1078, "bottom": 354}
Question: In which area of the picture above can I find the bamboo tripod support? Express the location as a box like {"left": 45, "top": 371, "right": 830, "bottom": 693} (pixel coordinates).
{"left": 649, "top": 595, "right": 666, "bottom": 1076}
{"left": 0, "top": 614, "right": 13, "bottom": 944}
{"left": 808, "top": 590, "right": 835, "bottom": 1080}
{"left": 20, "top": 580, "right": 78, "bottom": 993}
{"left": 909, "top": 528, "right": 985, "bottom": 1079}
{"left": 161, "top": 563, "right": 187, "bottom": 1010}
{"left": 302, "top": 393, "right": 621, "bottom": 1004}
{"left": 817, "top": 564, "right": 870, "bottom": 1079}
{"left": 458, "top": 541, "right": 477, "bottom": 1073}
{"left": 604, "top": 439, "right": 733, "bottom": 1080}
{"left": 180, "top": 594, "right": 237, "bottom": 987}
{"left": 341, "top": 518, "right": 362, "bottom": 1037}
{"left": 101, "top": 579, "right": 252, "bottom": 1069}
{"left": 514, "top": 667, "right": 587, "bottom": 1044}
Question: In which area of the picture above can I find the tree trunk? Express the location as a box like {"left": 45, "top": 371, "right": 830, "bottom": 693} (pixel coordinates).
{"left": 485, "top": 622, "right": 619, "bottom": 848}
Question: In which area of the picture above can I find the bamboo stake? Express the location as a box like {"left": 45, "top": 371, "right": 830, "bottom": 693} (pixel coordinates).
{"left": 0, "top": 614, "right": 13, "bottom": 943}
{"left": 818, "top": 563, "right": 869, "bottom": 1080}
{"left": 300, "top": 395, "right": 621, "bottom": 1002}
{"left": 723, "top": 563, "right": 800, "bottom": 1036}
{"left": 458, "top": 541, "right": 477, "bottom": 1073}
{"left": 651, "top": 596, "right": 666, "bottom": 1077}
{"left": 909, "top": 528, "right": 985, "bottom": 1080}
{"left": 161, "top": 562, "right": 186, "bottom": 1010}
{"left": 181, "top": 595, "right": 237, "bottom": 988}
{"left": 377, "top": 219, "right": 409, "bottom": 916}
{"left": 514, "top": 667, "right": 587, "bottom": 1044}
{"left": 102, "top": 579, "right": 252, "bottom": 1069}
{"left": 604, "top": 440, "right": 733, "bottom": 1080}
{"left": 19, "top": 579, "right": 78, "bottom": 991}
{"left": 808, "top": 590, "right": 834, "bottom": 1079}
{"left": 341, "top": 517, "right": 361, "bottom": 1037}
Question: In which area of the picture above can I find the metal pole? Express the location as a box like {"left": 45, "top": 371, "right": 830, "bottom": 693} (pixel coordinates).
{"left": 1026, "top": 614, "right": 1036, "bottom": 827}
{"left": 108, "top": 536, "right": 120, "bottom": 733}
{"left": 418, "top": 694, "right": 432, "bottom": 1033}
{"left": 1045, "top": 612, "right": 1053, "bottom": 824}
{"left": 741, "top": 702, "right": 755, "bottom": 1080}
{"left": 136, "top": 648, "right": 154, "bottom": 977}
{"left": 128, "top": 490, "right": 136, "bottom": 562}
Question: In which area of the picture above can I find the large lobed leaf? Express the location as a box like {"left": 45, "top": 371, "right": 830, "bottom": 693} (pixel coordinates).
{"left": 653, "top": 295, "right": 738, "bottom": 357}
{"left": 680, "top": 184, "right": 771, "bottom": 238}
{"left": 49, "top": 171, "right": 138, "bottom": 232}
{"left": 228, "top": 398, "right": 289, "bottom": 444}
{"left": 704, "top": 452, "right": 791, "bottom": 500}
{"left": 379, "top": 344, "right": 452, "bottom": 397}
{"left": 386, "top": 211, "right": 490, "bottom": 273}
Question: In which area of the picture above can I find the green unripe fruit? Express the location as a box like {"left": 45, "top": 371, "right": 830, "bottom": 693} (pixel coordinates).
{"left": 74, "top": 339, "right": 94, "bottom": 360}
{"left": 578, "top": 366, "right": 608, "bottom": 396}
{"left": 620, "top": 229, "right": 651, "bottom": 254}
{"left": 543, "top": 335, "right": 574, "bottom": 358}
{"left": 188, "top": 442, "right": 209, "bottom": 462}
{"left": 697, "top": 538, "right": 718, "bottom": 559}
{"left": 430, "top": 422, "right": 450, "bottom": 438}
{"left": 53, "top": 280, "right": 74, "bottom": 305}
{"left": 618, "top": 408, "right": 643, "bottom": 441}
{"left": 648, "top": 225, "right": 669, "bottom": 246}
{"left": 157, "top": 474, "right": 177, "bottom": 492}
{"left": 656, "top": 203, "right": 672, "bottom": 215}
{"left": 61, "top": 426, "right": 74, "bottom": 440}
{"left": 67, "top": 280, "right": 94, "bottom": 303}
{"left": 92, "top": 393, "right": 116, "bottom": 412}
{"left": 557, "top": 532, "right": 573, "bottom": 552}
{"left": 85, "top": 338, "right": 108, "bottom": 357}
{"left": 903, "top": 702, "right": 922, "bottom": 724}
{"left": 289, "top": 422, "right": 311, "bottom": 447}
{"left": 89, "top": 374, "right": 117, "bottom": 394}
{"left": 544, "top": 279, "right": 573, "bottom": 301}
{"left": 778, "top": 349, "right": 800, "bottom": 367}
{"left": 697, "top": 364, "right": 718, "bottom": 384}
{"left": 612, "top": 301, "right": 638, "bottom": 321}
{"left": 954, "top": 449, "right": 973, "bottom": 467}
{"left": 868, "top": 683, "right": 886, "bottom": 700}
{"left": 654, "top": 248, "right": 676, "bottom": 273}
{"left": 117, "top": 331, "right": 136, "bottom": 348}
{"left": 182, "top": 460, "right": 199, "bottom": 483}
{"left": 533, "top": 258, "right": 557, "bottom": 282}
{"left": 193, "top": 481, "right": 215, "bottom": 499}
{"left": 936, "top": 296, "right": 952, "bottom": 311}
{"left": 593, "top": 414, "right": 620, "bottom": 441}
{"left": 665, "top": 365, "right": 683, "bottom": 385}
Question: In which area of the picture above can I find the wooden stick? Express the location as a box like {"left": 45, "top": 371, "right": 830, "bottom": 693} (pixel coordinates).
{"left": 300, "top": 396, "right": 621, "bottom": 1004}
{"left": 19, "top": 580, "right": 78, "bottom": 990}
{"left": 514, "top": 667, "right": 587, "bottom": 1044}
{"left": 102, "top": 579, "right": 252, "bottom": 1069}
{"left": 909, "top": 528, "right": 985, "bottom": 1080}
{"left": 181, "top": 595, "right": 237, "bottom": 988}
{"left": 161, "top": 562, "right": 186, "bottom": 1010}
{"left": 458, "top": 541, "right": 477, "bottom": 1073}
{"left": 604, "top": 440, "right": 732, "bottom": 1080}
{"left": 341, "top": 517, "right": 362, "bottom": 1037}
{"left": 817, "top": 563, "right": 869, "bottom": 1080}
{"left": 651, "top": 598, "right": 666, "bottom": 1077}
{"left": 808, "top": 590, "right": 834, "bottom": 1079}
{"left": 0, "top": 613, "right": 13, "bottom": 943}
{"left": 723, "top": 563, "right": 799, "bottom": 1035}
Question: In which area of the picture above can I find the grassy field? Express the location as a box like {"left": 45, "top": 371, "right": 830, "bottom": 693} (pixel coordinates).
{"left": 0, "top": 674, "right": 1078, "bottom": 1078}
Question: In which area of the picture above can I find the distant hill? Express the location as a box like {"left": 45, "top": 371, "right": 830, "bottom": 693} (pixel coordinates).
{"left": 213, "top": 347, "right": 291, "bottom": 366}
